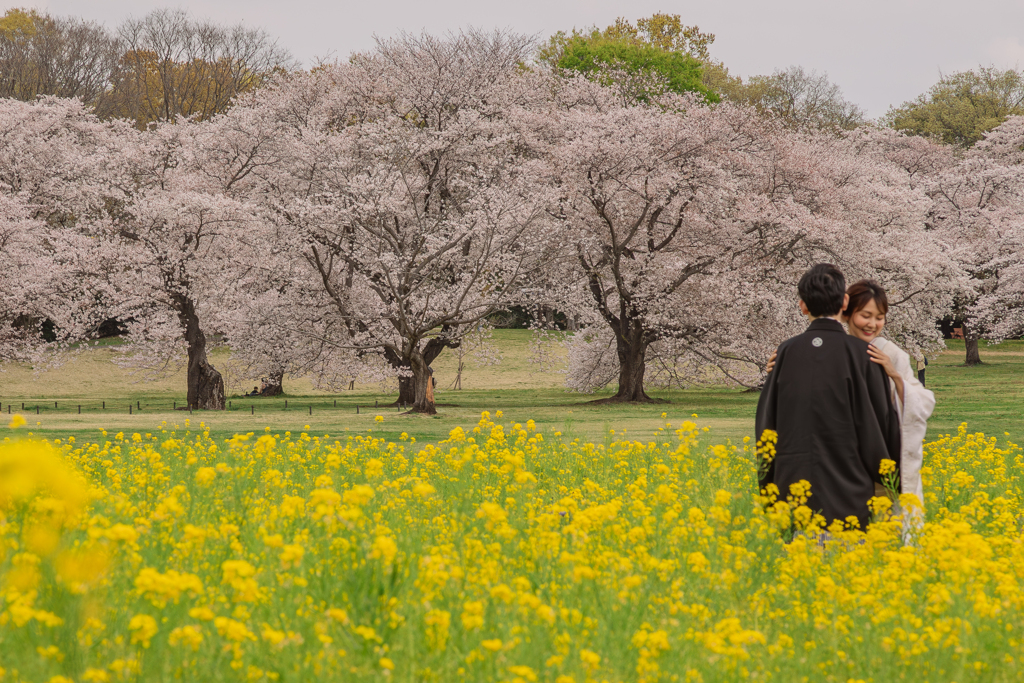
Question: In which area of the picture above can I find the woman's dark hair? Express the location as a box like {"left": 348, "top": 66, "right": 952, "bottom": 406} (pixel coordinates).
{"left": 844, "top": 279, "right": 889, "bottom": 317}
{"left": 797, "top": 263, "right": 846, "bottom": 317}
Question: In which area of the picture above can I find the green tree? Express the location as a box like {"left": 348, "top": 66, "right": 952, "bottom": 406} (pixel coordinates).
{"left": 539, "top": 14, "right": 716, "bottom": 103}
{"left": 607, "top": 14, "right": 714, "bottom": 59}
{"left": 884, "top": 67, "right": 1024, "bottom": 147}
{"left": 556, "top": 37, "right": 713, "bottom": 102}
{"left": 538, "top": 14, "right": 714, "bottom": 65}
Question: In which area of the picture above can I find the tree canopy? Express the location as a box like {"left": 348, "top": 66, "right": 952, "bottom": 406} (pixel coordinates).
{"left": 539, "top": 16, "right": 868, "bottom": 130}
{"left": 884, "top": 67, "right": 1024, "bottom": 147}
{"left": 731, "top": 66, "right": 865, "bottom": 132}
{"left": 539, "top": 14, "right": 717, "bottom": 103}
{"left": 105, "top": 9, "right": 295, "bottom": 128}
{"left": 0, "top": 8, "right": 120, "bottom": 106}
{"left": 0, "top": 7, "right": 294, "bottom": 129}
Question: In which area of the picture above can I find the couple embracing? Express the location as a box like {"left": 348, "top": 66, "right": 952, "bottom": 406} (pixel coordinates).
{"left": 755, "top": 263, "right": 935, "bottom": 532}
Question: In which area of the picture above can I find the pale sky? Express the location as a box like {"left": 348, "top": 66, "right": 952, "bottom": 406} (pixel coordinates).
{"left": 14, "top": 0, "right": 1024, "bottom": 117}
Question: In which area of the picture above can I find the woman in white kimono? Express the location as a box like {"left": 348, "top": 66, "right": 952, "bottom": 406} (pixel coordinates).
{"left": 841, "top": 279, "right": 935, "bottom": 518}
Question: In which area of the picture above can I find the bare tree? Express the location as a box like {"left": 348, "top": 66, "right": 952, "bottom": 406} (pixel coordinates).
{"left": 106, "top": 9, "right": 295, "bottom": 127}
{"left": 736, "top": 66, "right": 866, "bottom": 132}
{"left": 0, "top": 9, "right": 120, "bottom": 105}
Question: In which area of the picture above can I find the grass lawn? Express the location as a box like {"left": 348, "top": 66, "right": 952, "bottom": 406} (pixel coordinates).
{"left": 0, "top": 331, "right": 1021, "bottom": 444}
{"left": 926, "top": 339, "right": 1024, "bottom": 439}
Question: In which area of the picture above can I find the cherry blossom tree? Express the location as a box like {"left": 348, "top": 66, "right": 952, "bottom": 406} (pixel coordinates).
{"left": 102, "top": 191, "right": 244, "bottom": 409}
{"left": 0, "top": 194, "right": 45, "bottom": 360}
{"left": 547, "top": 97, "right": 762, "bottom": 401}
{"left": 0, "top": 97, "right": 129, "bottom": 363}
{"left": 48, "top": 110, "right": 278, "bottom": 410}
{"left": 928, "top": 116, "right": 1024, "bottom": 365}
{"left": 823, "top": 127, "right": 958, "bottom": 359}
{"left": 223, "top": 30, "right": 555, "bottom": 413}
{"left": 217, "top": 243, "right": 385, "bottom": 396}
{"left": 545, "top": 83, "right": 956, "bottom": 399}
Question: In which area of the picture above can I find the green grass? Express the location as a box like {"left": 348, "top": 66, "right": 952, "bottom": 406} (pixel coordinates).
{"left": 1, "top": 331, "right": 1021, "bottom": 444}
{"left": 926, "top": 339, "right": 1024, "bottom": 438}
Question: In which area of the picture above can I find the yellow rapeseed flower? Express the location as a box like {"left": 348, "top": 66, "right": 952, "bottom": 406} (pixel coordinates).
{"left": 128, "top": 614, "right": 158, "bottom": 647}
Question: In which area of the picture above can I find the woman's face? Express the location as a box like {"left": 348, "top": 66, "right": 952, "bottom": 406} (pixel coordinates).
{"left": 847, "top": 298, "right": 885, "bottom": 342}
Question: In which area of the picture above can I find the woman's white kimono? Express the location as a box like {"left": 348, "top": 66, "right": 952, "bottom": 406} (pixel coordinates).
{"left": 872, "top": 338, "right": 935, "bottom": 512}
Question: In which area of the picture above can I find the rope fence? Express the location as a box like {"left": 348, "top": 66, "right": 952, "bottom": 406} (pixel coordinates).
{"left": 0, "top": 397, "right": 414, "bottom": 417}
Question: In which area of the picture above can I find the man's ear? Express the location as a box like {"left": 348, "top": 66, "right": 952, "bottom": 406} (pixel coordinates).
{"left": 799, "top": 299, "right": 810, "bottom": 317}
{"left": 841, "top": 293, "right": 850, "bottom": 314}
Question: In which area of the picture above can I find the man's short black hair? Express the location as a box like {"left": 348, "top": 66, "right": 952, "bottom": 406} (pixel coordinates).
{"left": 798, "top": 263, "right": 846, "bottom": 317}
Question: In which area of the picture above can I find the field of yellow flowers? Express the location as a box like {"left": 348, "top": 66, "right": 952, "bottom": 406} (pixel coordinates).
{"left": 1, "top": 410, "right": 1023, "bottom": 683}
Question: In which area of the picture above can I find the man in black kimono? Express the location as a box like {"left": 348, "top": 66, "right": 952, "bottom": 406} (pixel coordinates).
{"left": 756, "top": 264, "right": 901, "bottom": 529}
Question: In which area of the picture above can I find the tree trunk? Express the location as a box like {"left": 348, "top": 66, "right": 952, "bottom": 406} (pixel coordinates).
{"left": 543, "top": 306, "right": 556, "bottom": 327}
{"left": 408, "top": 351, "right": 436, "bottom": 414}
{"left": 396, "top": 375, "right": 416, "bottom": 406}
{"left": 607, "top": 325, "right": 655, "bottom": 403}
{"left": 964, "top": 327, "right": 982, "bottom": 366}
{"left": 174, "top": 294, "right": 225, "bottom": 410}
{"left": 261, "top": 368, "right": 284, "bottom": 396}
{"left": 386, "top": 335, "right": 455, "bottom": 409}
